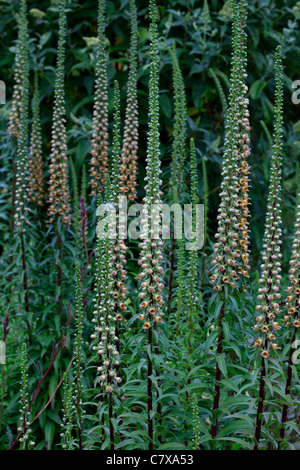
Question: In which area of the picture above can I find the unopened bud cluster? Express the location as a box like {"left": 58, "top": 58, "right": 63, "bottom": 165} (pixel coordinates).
{"left": 28, "top": 73, "right": 44, "bottom": 206}
{"left": 8, "top": 38, "right": 22, "bottom": 138}
{"left": 90, "top": 0, "right": 109, "bottom": 196}
{"left": 14, "top": 0, "right": 30, "bottom": 234}
{"left": 18, "top": 343, "right": 35, "bottom": 449}
{"left": 48, "top": 0, "right": 71, "bottom": 226}
{"left": 120, "top": 0, "right": 139, "bottom": 201}
{"left": 169, "top": 45, "right": 186, "bottom": 202}
{"left": 61, "top": 373, "right": 74, "bottom": 450}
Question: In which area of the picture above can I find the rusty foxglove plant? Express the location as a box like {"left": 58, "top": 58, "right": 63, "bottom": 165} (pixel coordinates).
{"left": 120, "top": 0, "right": 139, "bottom": 201}
{"left": 253, "top": 45, "right": 283, "bottom": 451}
{"left": 210, "top": 0, "right": 250, "bottom": 439}
{"left": 28, "top": 72, "right": 44, "bottom": 207}
{"left": 253, "top": 47, "right": 283, "bottom": 360}
{"left": 48, "top": 0, "right": 71, "bottom": 226}
{"left": 90, "top": 0, "right": 109, "bottom": 197}
{"left": 14, "top": 0, "right": 30, "bottom": 234}
{"left": 136, "top": 0, "right": 164, "bottom": 449}
{"left": 210, "top": 0, "right": 250, "bottom": 293}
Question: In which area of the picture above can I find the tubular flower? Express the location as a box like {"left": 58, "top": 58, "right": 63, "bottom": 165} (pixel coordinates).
{"left": 47, "top": 0, "right": 71, "bottom": 226}
{"left": 137, "top": 0, "right": 165, "bottom": 329}
{"left": 90, "top": 0, "right": 109, "bottom": 196}
{"left": 254, "top": 46, "right": 284, "bottom": 358}
{"left": 28, "top": 72, "right": 44, "bottom": 206}
{"left": 210, "top": 0, "right": 250, "bottom": 290}
{"left": 120, "top": 0, "right": 139, "bottom": 201}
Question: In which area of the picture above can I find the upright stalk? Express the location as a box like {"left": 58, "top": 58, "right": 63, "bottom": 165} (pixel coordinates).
{"left": 279, "top": 191, "right": 300, "bottom": 445}
{"left": 48, "top": 0, "right": 71, "bottom": 226}
{"left": 147, "top": 328, "right": 153, "bottom": 449}
{"left": 56, "top": 232, "right": 63, "bottom": 325}
{"left": 279, "top": 330, "right": 296, "bottom": 443}
{"left": 136, "top": 0, "right": 164, "bottom": 449}
{"left": 209, "top": 0, "right": 250, "bottom": 438}
{"left": 120, "top": 0, "right": 139, "bottom": 201}
{"left": 254, "top": 356, "right": 266, "bottom": 450}
{"left": 253, "top": 46, "right": 283, "bottom": 450}
{"left": 168, "top": 46, "right": 186, "bottom": 315}
{"left": 211, "top": 300, "right": 225, "bottom": 438}
{"left": 21, "top": 232, "right": 32, "bottom": 344}
{"left": 13, "top": 0, "right": 32, "bottom": 343}
{"left": 90, "top": 0, "right": 109, "bottom": 196}
{"left": 47, "top": 0, "right": 71, "bottom": 330}
{"left": 74, "top": 263, "right": 84, "bottom": 450}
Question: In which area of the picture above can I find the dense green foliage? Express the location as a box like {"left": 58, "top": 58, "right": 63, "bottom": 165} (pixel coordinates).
{"left": 0, "top": 0, "right": 299, "bottom": 451}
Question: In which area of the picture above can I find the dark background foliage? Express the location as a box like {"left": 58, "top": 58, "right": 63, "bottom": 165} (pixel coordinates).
{"left": 1, "top": 0, "right": 300, "bottom": 269}
{"left": 0, "top": 0, "right": 300, "bottom": 450}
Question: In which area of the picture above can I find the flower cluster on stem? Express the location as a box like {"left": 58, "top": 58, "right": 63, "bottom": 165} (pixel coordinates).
{"left": 210, "top": 0, "right": 250, "bottom": 291}
{"left": 92, "top": 209, "right": 122, "bottom": 395}
{"left": 73, "top": 262, "right": 85, "bottom": 449}
{"left": 48, "top": 0, "right": 71, "bottom": 226}
{"left": 210, "top": 0, "right": 250, "bottom": 440}
{"left": 120, "top": 0, "right": 139, "bottom": 201}
{"left": 28, "top": 72, "right": 44, "bottom": 207}
{"left": 91, "top": 83, "right": 127, "bottom": 398}
{"left": 168, "top": 46, "right": 186, "bottom": 324}
{"left": 234, "top": 0, "right": 251, "bottom": 275}
{"left": 14, "top": 0, "right": 30, "bottom": 234}
{"left": 108, "top": 82, "right": 128, "bottom": 330}
{"left": 279, "top": 192, "right": 300, "bottom": 444}
{"left": 136, "top": 0, "right": 165, "bottom": 331}
{"left": 192, "top": 393, "right": 200, "bottom": 450}
{"left": 284, "top": 197, "right": 300, "bottom": 331}
{"left": 8, "top": 30, "right": 23, "bottom": 138}
{"left": 61, "top": 372, "right": 74, "bottom": 450}
{"left": 18, "top": 344, "right": 35, "bottom": 449}
{"left": 254, "top": 46, "right": 283, "bottom": 359}
{"left": 90, "top": 0, "right": 109, "bottom": 196}
{"left": 186, "top": 138, "right": 200, "bottom": 348}
{"left": 169, "top": 45, "right": 186, "bottom": 203}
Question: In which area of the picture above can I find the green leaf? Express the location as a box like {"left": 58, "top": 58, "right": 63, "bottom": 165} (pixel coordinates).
{"left": 45, "top": 421, "right": 55, "bottom": 450}
{"left": 220, "top": 378, "right": 239, "bottom": 393}
{"left": 159, "top": 94, "right": 172, "bottom": 118}
{"left": 216, "top": 437, "right": 252, "bottom": 449}
{"left": 250, "top": 80, "right": 267, "bottom": 100}
{"left": 204, "top": 330, "right": 218, "bottom": 355}
{"left": 157, "top": 442, "right": 188, "bottom": 450}
{"left": 216, "top": 353, "right": 228, "bottom": 377}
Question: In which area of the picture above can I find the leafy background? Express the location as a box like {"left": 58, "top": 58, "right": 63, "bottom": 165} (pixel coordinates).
{"left": 1, "top": 0, "right": 300, "bottom": 261}
{"left": 0, "top": 0, "right": 300, "bottom": 450}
